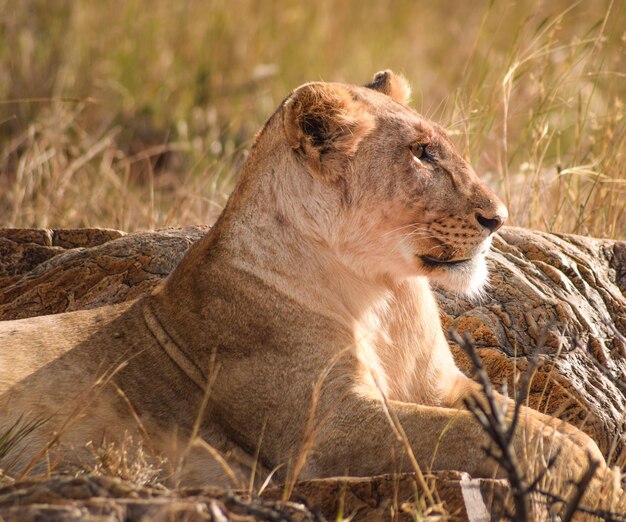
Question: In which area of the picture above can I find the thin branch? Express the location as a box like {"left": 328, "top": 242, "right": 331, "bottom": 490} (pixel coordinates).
{"left": 538, "top": 485, "right": 626, "bottom": 522}
{"left": 451, "top": 329, "right": 530, "bottom": 521}
{"left": 449, "top": 329, "right": 618, "bottom": 521}
{"left": 561, "top": 456, "right": 600, "bottom": 522}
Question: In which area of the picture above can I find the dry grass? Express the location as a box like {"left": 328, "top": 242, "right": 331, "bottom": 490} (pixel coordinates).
{"left": 0, "top": 0, "right": 623, "bottom": 238}
{"left": 85, "top": 433, "right": 165, "bottom": 488}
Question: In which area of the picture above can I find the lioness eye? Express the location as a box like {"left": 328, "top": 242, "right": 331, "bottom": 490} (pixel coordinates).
{"left": 410, "top": 143, "right": 428, "bottom": 161}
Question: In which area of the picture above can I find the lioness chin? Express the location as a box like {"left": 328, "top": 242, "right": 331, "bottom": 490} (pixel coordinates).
{"left": 0, "top": 71, "right": 621, "bottom": 510}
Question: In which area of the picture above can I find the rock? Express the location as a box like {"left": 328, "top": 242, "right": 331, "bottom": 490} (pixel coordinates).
{"left": 438, "top": 228, "right": 626, "bottom": 460}
{"left": 0, "top": 227, "right": 207, "bottom": 319}
{"left": 263, "top": 471, "right": 515, "bottom": 521}
{"left": 0, "top": 472, "right": 515, "bottom": 521}
{"left": 0, "top": 228, "right": 124, "bottom": 279}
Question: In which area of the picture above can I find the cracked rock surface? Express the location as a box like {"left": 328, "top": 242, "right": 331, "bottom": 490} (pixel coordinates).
{"left": 1, "top": 226, "right": 624, "bottom": 520}
{"left": 439, "top": 228, "right": 626, "bottom": 459}
{"left": 0, "top": 226, "right": 207, "bottom": 319}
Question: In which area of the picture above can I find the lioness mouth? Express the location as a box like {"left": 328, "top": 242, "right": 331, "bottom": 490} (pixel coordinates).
{"left": 419, "top": 255, "right": 472, "bottom": 268}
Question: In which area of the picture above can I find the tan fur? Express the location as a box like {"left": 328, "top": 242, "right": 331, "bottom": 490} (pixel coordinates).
{"left": 0, "top": 73, "right": 619, "bottom": 504}
{"left": 365, "top": 69, "right": 412, "bottom": 104}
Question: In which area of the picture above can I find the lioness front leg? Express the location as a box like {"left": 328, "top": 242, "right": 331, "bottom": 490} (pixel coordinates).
{"left": 307, "top": 393, "right": 594, "bottom": 483}
{"left": 306, "top": 391, "right": 626, "bottom": 517}
{"left": 307, "top": 387, "right": 626, "bottom": 513}
{"left": 447, "top": 374, "right": 606, "bottom": 466}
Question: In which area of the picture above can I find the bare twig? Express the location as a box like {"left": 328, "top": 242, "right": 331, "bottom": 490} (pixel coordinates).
{"left": 537, "top": 486, "right": 626, "bottom": 522}
{"left": 561, "top": 457, "right": 600, "bottom": 522}
{"left": 451, "top": 329, "right": 531, "bottom": 520}
{"left": 450, "top": 329, "right": 617, "bottom": 521}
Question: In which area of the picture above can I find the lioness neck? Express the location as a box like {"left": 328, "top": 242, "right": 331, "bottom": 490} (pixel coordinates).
{"left": 152, "top": 128, "right": 460, "bottom": 406}
{"left": 212, "top": 140, "right": 394, "bottom": 322}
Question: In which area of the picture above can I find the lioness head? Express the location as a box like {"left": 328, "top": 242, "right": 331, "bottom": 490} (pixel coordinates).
{"left": 256, "top": 71, "right": 507, "bottom": 296}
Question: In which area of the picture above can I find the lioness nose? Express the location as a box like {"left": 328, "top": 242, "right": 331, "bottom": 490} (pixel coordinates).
{"left": 475, "top": 207, "right": 507, "bottom": 233}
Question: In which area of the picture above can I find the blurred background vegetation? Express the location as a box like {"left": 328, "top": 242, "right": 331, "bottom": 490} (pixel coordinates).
{"left": 0, "top": 0, "right": 623, "bottom": 237}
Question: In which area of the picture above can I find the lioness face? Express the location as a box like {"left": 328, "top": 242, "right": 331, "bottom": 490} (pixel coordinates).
{"left": 283, "top": 71, "right": 507, "bottom": 295}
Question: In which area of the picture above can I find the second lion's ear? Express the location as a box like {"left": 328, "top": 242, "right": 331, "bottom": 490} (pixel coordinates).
{"left": 283, "top": 83, "right": 374, "bottom": 182}
{"left": 365, "top": 70, "right": 411, "bottom": 105}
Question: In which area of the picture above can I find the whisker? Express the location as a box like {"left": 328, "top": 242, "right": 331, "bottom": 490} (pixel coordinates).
{"left": 382, "top": 223, "right": 432, "bottom": 237}
{"left": 406, "top": 234, "right": 439, "bottom": 241}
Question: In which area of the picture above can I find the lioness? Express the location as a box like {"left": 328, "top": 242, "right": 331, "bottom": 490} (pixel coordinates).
{"left": 0, "top": 71, "right": 619, "bottom": 506}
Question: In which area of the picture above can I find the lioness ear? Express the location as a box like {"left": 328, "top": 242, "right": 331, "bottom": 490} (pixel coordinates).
{"left": 283, "top": 83, "right": 374, "bottom": 181}
{"left": 365, "top": 70, "right": 411, "bottom": 104}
